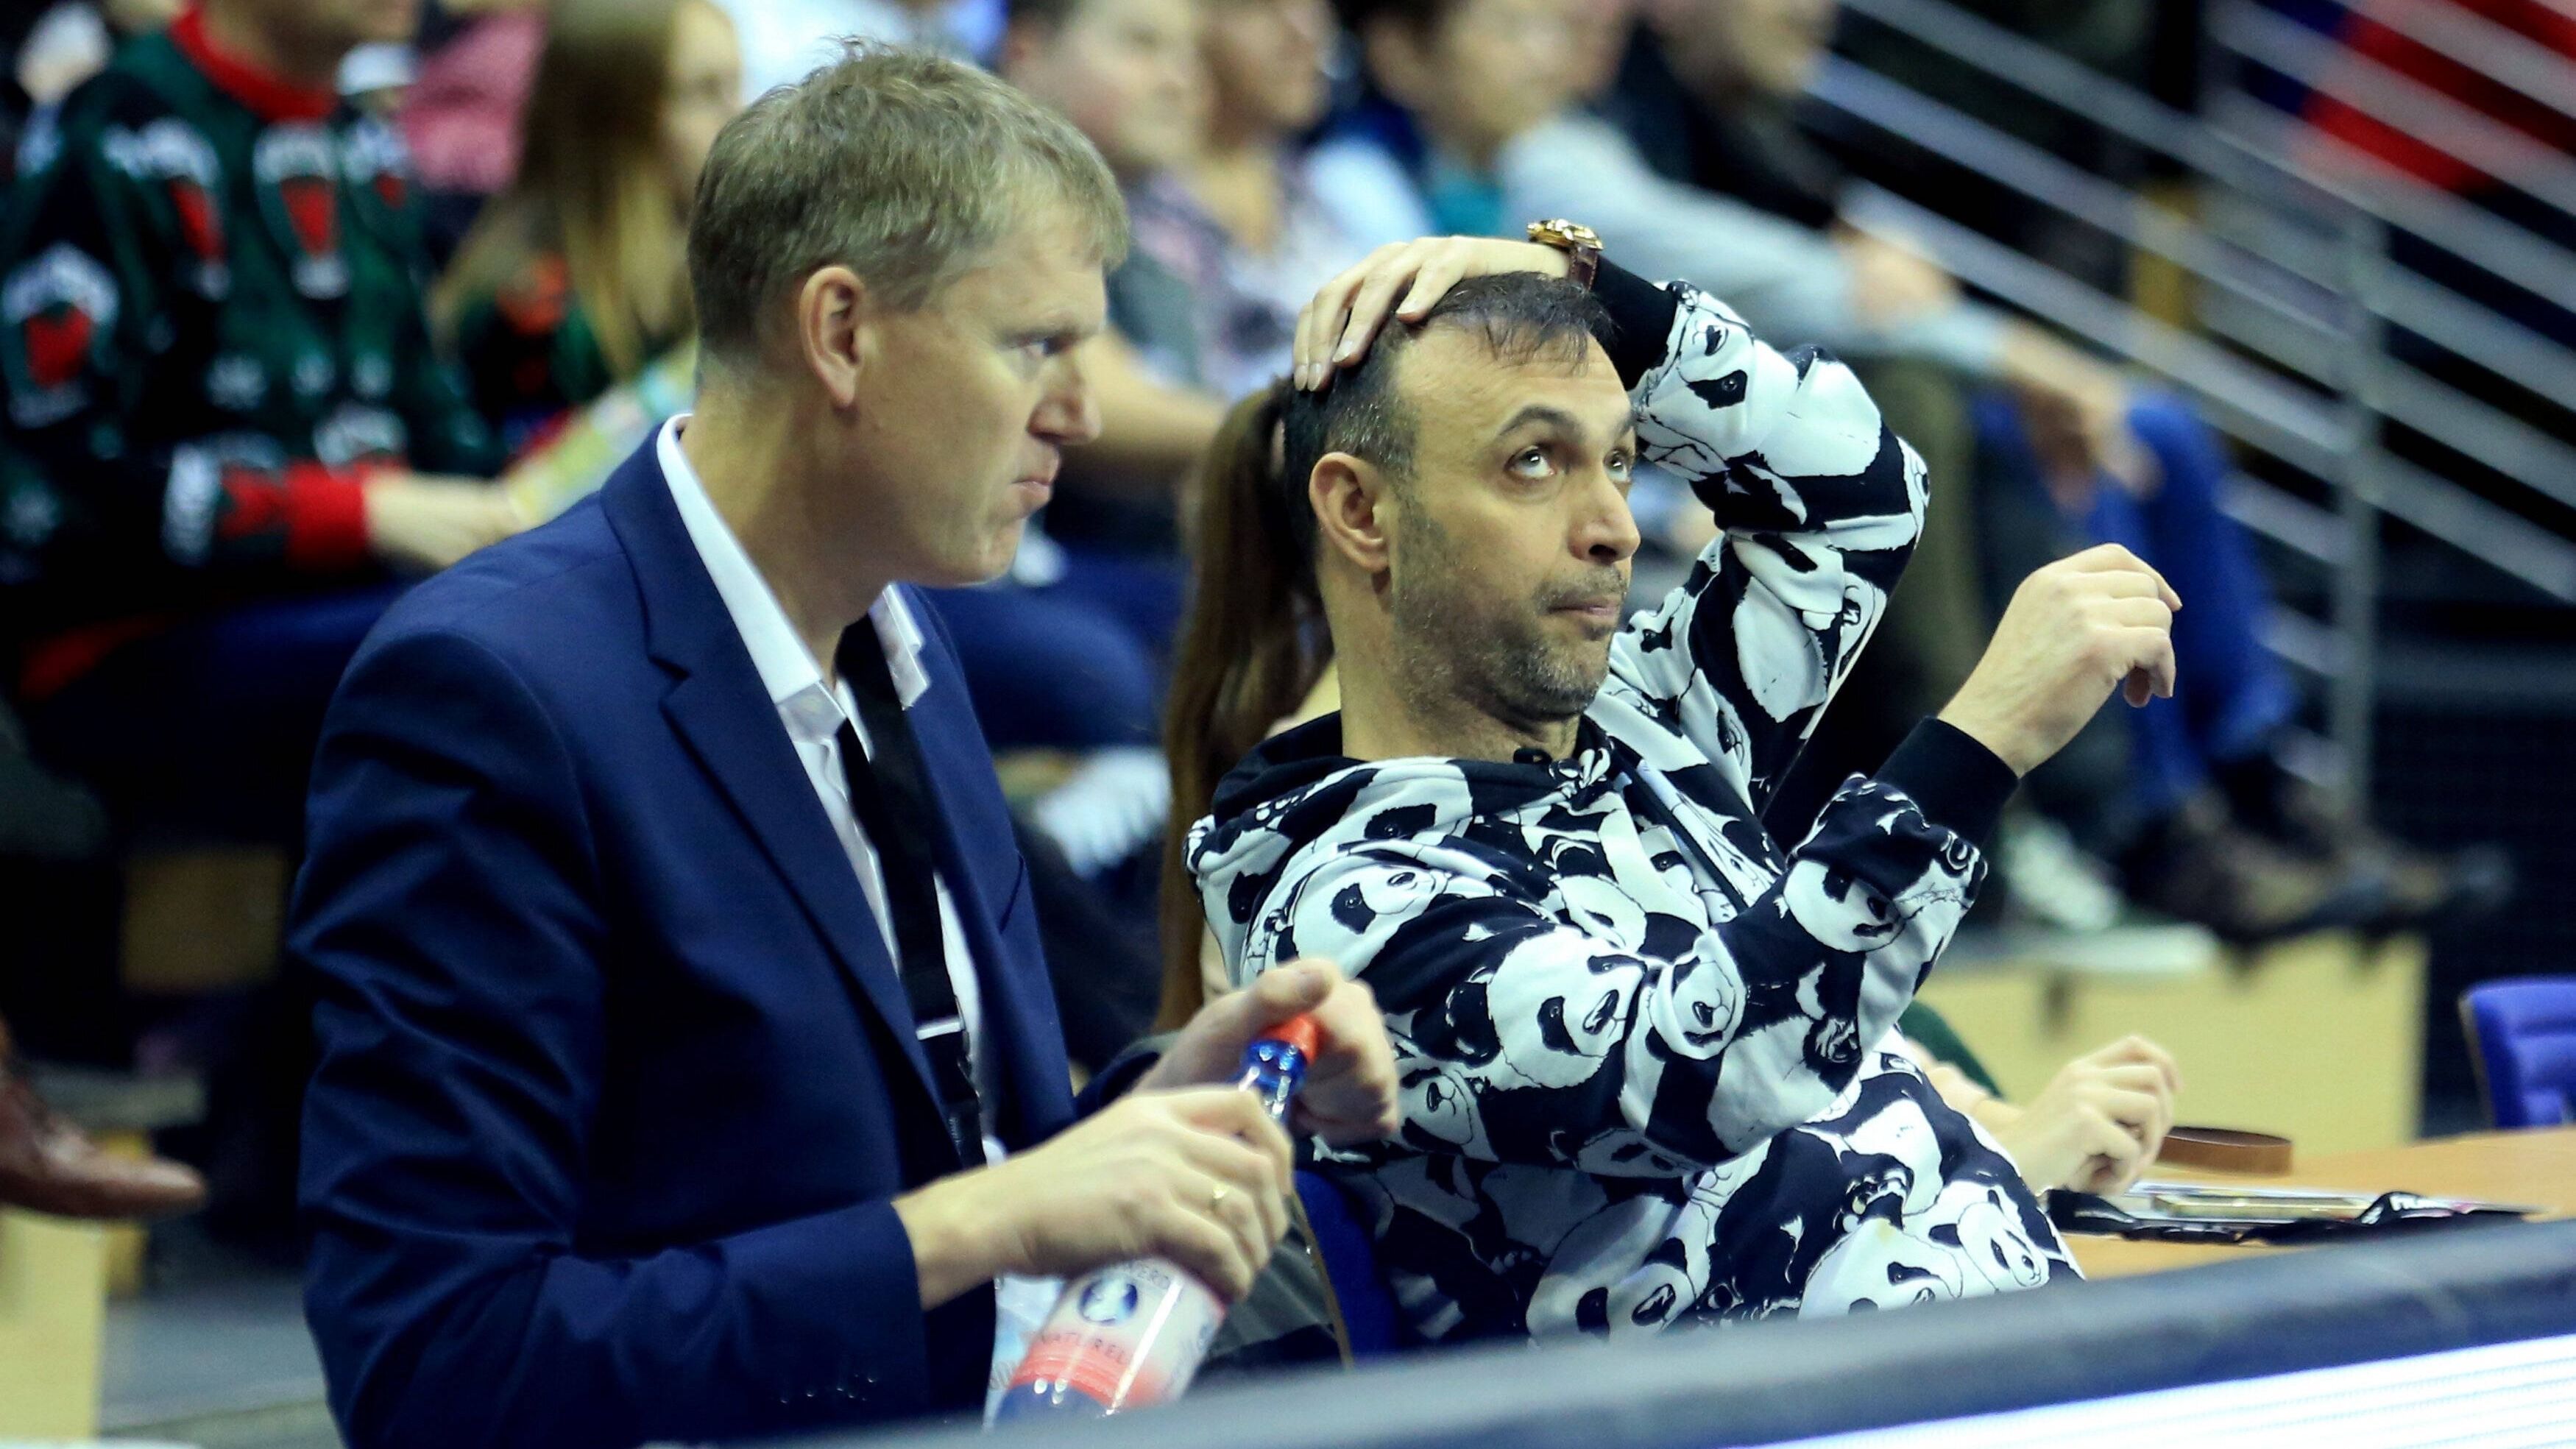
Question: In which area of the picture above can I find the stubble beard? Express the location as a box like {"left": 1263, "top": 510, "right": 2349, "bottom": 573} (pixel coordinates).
{"left": 1389, "top": 514, "right": 1612, "bottom": 740}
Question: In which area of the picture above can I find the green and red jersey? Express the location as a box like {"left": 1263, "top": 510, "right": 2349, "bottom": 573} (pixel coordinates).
{"left": 0, "top": 7, "right": 499, "bottom": 691}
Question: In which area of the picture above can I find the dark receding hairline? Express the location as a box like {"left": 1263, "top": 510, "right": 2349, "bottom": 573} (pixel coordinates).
{"left": 1278, "top": 271, "right": 1615, "bottom": 517}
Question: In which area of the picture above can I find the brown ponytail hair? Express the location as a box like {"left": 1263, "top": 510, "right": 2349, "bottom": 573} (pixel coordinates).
{"left": 1156, "top": 380, "right": 1331, "bottom": 1029}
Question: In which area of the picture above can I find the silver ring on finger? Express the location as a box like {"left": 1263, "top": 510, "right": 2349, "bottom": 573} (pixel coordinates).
{"left": 1210, "top": 1183, "right": 1230, "bottom": 1213}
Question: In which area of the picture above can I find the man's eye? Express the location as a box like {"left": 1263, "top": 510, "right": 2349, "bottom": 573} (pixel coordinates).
{"left": 1511, "top": 447, "right": 1553, "bottom": 478}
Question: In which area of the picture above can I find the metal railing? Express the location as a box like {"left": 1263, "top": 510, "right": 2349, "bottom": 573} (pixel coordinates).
{"left": 1821, "top": 0, "right": 2576, "bottom": 788}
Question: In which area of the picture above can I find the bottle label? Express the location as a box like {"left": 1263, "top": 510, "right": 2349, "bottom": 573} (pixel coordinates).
{"left": 1002, "top": 1261, "right": 1222, "bottom": 1412}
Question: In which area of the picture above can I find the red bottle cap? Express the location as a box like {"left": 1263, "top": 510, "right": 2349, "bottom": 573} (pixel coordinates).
{"left": 1264, "top": 1013, "right": 1323, "bottom": 1062}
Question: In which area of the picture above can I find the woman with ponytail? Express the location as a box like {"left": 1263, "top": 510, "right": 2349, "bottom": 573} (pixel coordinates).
{"left": 1157, "top": 380, "right": 1331, "bottom": 1029}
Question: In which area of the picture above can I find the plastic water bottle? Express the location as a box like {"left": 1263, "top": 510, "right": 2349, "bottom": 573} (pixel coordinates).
{"left": 992, "top": 1014, "right": 1321, "bottom": 1420}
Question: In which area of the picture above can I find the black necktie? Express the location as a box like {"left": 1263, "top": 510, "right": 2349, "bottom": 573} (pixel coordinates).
{"left": 835, "top": 625, "right": 983, "bottom": 1169}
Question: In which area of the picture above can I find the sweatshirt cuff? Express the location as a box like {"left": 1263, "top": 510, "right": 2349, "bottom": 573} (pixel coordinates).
{"left": 1593, "top": 259, "right": 1680, "bottom": 390}
{"left": 282, "top": 463, "right": 372, "bottom": 570}
{"left": 1875, "top": 718, "right": 2020, "bottom": 850}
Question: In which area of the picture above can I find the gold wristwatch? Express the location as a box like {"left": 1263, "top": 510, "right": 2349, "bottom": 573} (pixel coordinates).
{"left": 1526, "top": 219, "right": 1603, "bottom": 289}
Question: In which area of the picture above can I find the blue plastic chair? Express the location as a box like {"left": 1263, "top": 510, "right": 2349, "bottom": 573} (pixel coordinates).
{"left": 1294, "top": 1169, "right": 1406, "bottom": 1360}
{"left": 2461, "top": 978, "right": 2576, "bottom": 1129}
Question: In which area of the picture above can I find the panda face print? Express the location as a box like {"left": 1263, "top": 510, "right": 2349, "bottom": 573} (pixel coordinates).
{"left": 1805, "top": 1012, "right": 1862, "bottom": 1073}
{"left": 1796, "top": 1219, "right": 1967, "bottom": 1317}
{"left": 1821, "top": 1097, "right": 1945, "bottom": 1222}
{"left": 1783, "top": 857, "right": 1906, "bottom": 954}
{"left": 1330, "top": 863, "right": 1446, "bottom": 936}
{"left": 1398, "top": 1055, "right": 1492, "bottom": 1158}
{"left": 1483, "top": 937, "right": 1644, "bottom": 1090}
{"left": 1830, "top": 1158, "right": 1916, "bottom": 1235}
{"left": 1657, "top": 952, "right": 1746, "bottom": 1060}
{"left": 1927, "top": 1182, "right": 2052, "bottom": 1294}
{"left": 1556, "top": 875, "right": 1649, "bottom": 951}
{"left": 1529, "top": 1196, "right": 1705, "bottom": 1339}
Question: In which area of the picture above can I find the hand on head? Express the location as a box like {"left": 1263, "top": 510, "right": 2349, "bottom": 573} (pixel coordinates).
{"left": 1291, "top": 237, "right": 1573, "bottom": 390}
{"left": 1939, "top": 543, "right": 2182, "bottom": 777}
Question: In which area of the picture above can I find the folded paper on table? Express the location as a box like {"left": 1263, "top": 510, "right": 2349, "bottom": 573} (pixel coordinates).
{"left": 2052, "top": 1178, "right": 2539, "bottom": 1244}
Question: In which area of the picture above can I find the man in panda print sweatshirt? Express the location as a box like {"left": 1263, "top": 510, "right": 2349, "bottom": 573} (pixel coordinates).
{"left": 1187, "top": 236, "right": 2181, "bottom": 1343}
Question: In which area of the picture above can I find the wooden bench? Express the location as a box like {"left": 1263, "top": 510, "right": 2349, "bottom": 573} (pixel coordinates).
{"left": 0, "top": 1068, "right": 205, "bottom": 1439}
{"left": 0, "top": 1207, "right": 110, "bottom": 1437}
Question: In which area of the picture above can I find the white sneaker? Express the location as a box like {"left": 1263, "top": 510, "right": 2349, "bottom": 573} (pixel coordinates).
{"left": 1996, "top": 814, "right": 2123, "bottom": 934}
{"left": 1028, "top": 746, "right": 1170, "bottom": 879}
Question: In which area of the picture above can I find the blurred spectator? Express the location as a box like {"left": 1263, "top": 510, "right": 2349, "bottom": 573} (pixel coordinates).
{"left": 435, "top": 0, "right": 738, "bottom": 457}
{"left": 1307, "top": 0, "right": 2500, "bottom": 942}
{"left": 0, "top": 0, "right": 522, "bottom": 1244}
{"left": 1610, "top": 0, "right": 2506, "bottom": 940}
{"left": 1003, "top": 0, "right": 1225, "bottom": 499}
{"left": 902, "top": 0, "right": 1219, "bottom": 779}
{"left": 1132, "top": 0, "right": 1354, "bottom": 404}
{"left": 6, "top": 1, "right": 184, "bottom": 182}
{"left": 398, "top": 0, "right": 545, "bottom": 261}
{"left": 718, "top": 0, "right": 1004, "bottom": 96}
{"left": 1, "top": 0, "right": 516, "bottom": 835}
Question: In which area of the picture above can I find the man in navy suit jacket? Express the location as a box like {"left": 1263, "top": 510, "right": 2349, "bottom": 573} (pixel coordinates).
{"left": 293, "top": 49, "right": 1397, "bottom": 1449}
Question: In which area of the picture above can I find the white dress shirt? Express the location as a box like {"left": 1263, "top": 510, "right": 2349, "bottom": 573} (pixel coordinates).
{"left": 657, "top": 417, "right": 1005, "bottom": 1166}
{"left": 660, "top": 419, "right": 1056, "bottom": 1405}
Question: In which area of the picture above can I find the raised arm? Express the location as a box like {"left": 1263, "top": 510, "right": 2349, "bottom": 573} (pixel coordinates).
{"left": 1589, "top": 262, "right": 1924, "bottom": 802}
{"left": 1274, "top": 240, "right": 2185, "bottom": 1176}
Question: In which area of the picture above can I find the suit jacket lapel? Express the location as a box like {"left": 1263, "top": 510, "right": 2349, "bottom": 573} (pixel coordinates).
{"left": 601, "top": 449, "right": 946, "bottom": 1119}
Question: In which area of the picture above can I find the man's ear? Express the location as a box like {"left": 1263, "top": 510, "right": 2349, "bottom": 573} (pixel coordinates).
{"left": 1311, "top": 452, "right": 1393, "bottom": 576}
{"left": 796, "top": 265, "right": 869, "bottom": 409}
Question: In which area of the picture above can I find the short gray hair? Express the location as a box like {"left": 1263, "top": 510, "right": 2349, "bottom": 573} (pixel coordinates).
{"left": 687, "top": 43, "right": 1129, "bottom": 369}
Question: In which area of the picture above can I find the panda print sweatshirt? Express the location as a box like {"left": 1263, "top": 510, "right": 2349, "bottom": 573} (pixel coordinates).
{"left": 1187, "top": 262, "right": 2076, "bottom": 1344}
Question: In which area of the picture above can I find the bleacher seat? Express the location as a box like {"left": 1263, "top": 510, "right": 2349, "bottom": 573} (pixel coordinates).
{"left": 2461, "top": 979, "right": 2576, "bottom": 1130}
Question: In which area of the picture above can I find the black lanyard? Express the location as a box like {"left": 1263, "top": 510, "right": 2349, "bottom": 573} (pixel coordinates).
{"left": 836, "top": 627, "right": 983, "bottom": 1169}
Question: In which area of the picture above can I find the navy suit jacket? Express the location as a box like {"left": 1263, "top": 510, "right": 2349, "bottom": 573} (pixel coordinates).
{"left": 294, "top": 440, "right": 1078, "bottom": 1449}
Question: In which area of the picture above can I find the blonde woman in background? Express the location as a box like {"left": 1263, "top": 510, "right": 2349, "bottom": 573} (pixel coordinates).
{"left": 436, "top": 0, "right": 739, "bottom": 458}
